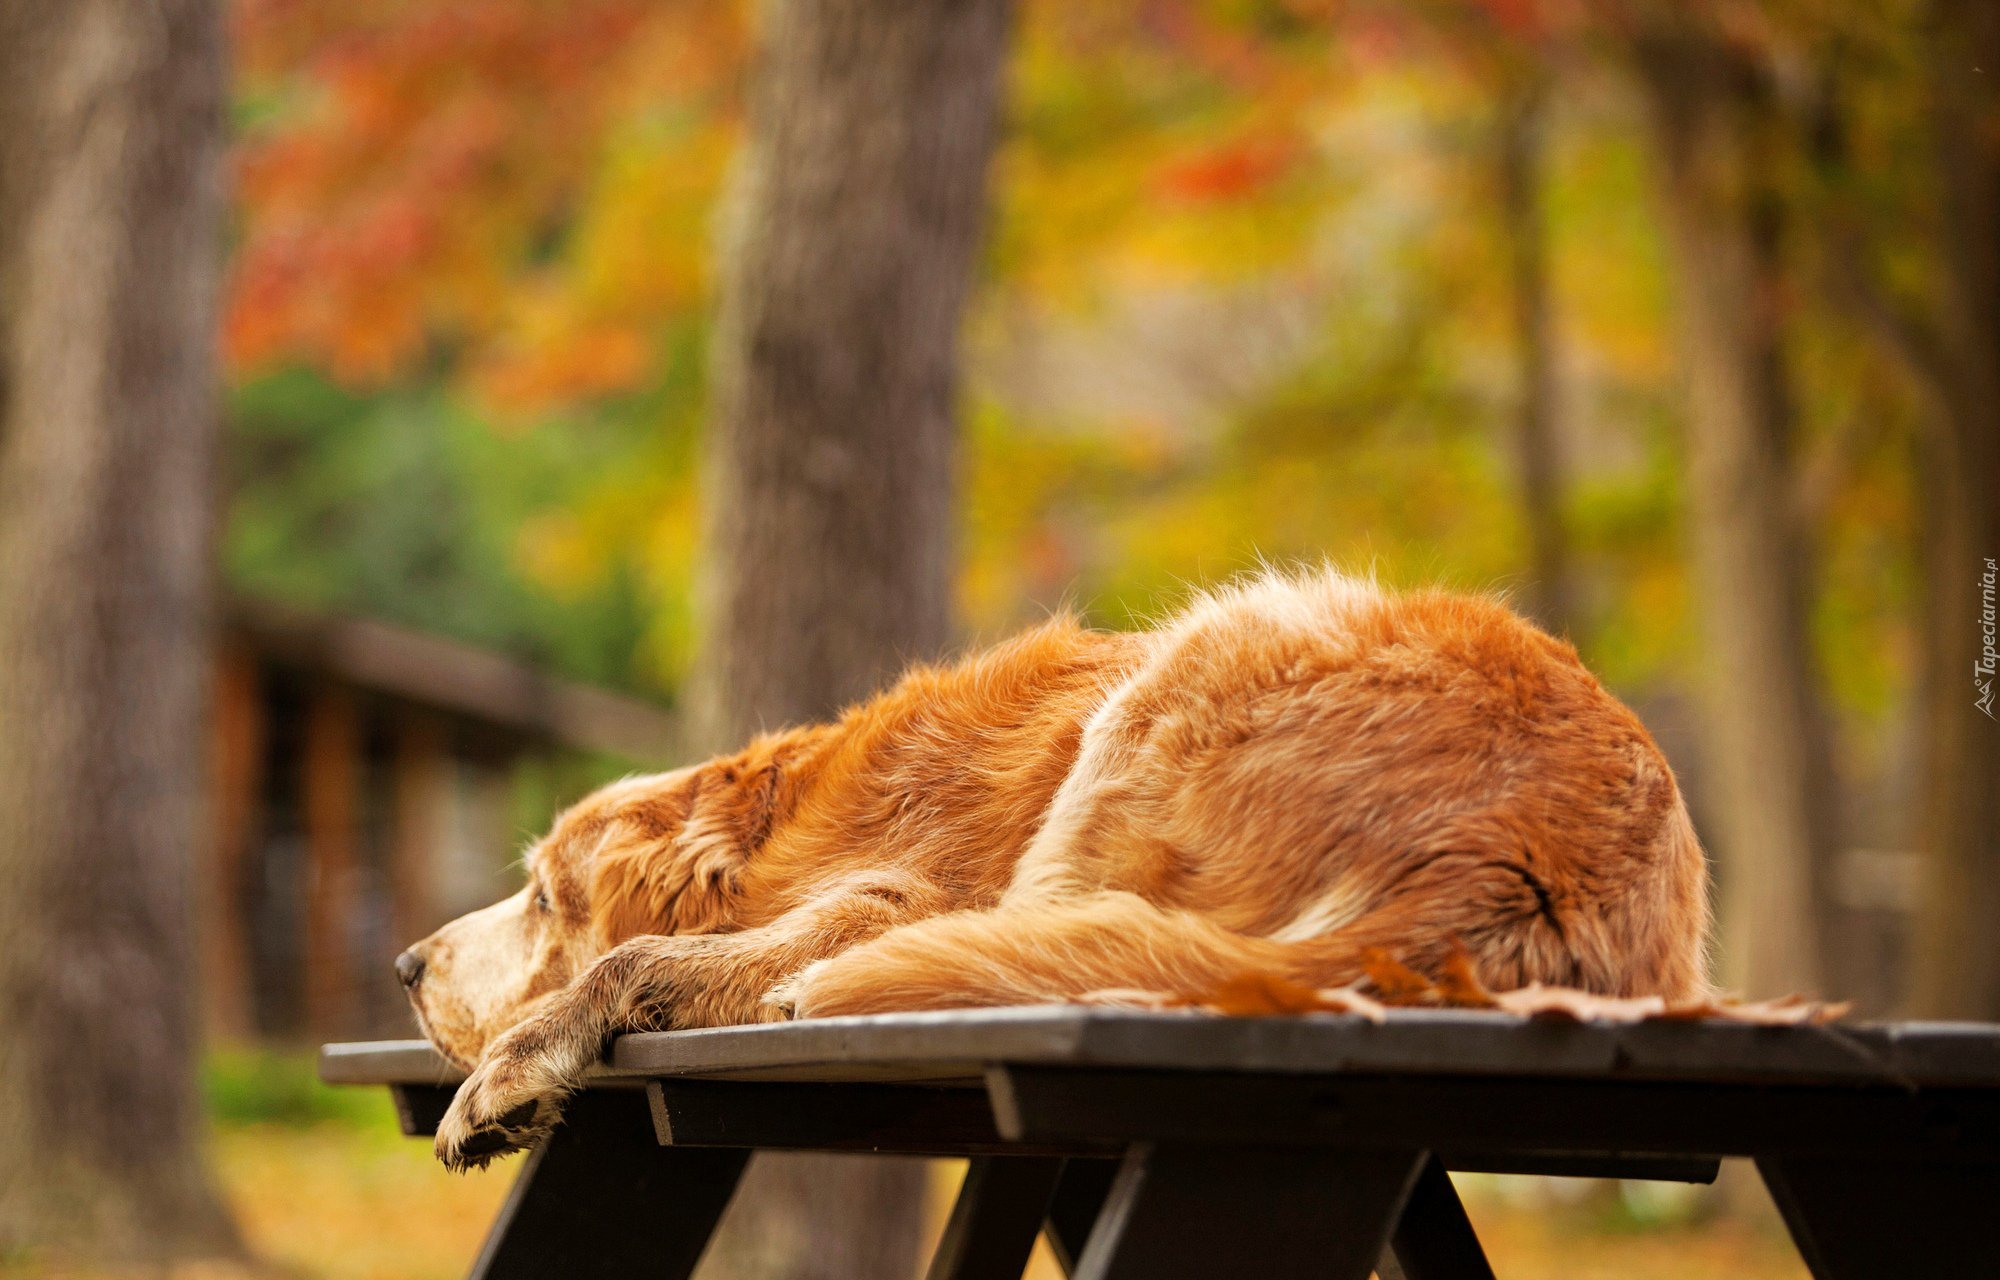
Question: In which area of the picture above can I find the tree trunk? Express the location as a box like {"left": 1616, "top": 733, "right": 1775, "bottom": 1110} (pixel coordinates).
{"left": 693, "top": 0, "right": 1012, "bottom": 738}
{"left": 1498, "top": 69, "right": 1572, "bottom": 638}
{"left": 1633, "top": 31, "right": 1841, "bottom": 1000}
{"left": 689, "top": 0, "right": 1012, "bottom": 1275}
{"left": 1910, "top": 0, "right": 2000, "bottom": 1020}
{"left": 0, "top": 0, "right": 238, "bottom": 1264}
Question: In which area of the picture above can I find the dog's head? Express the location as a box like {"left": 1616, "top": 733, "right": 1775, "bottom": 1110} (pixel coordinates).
{"left": 397, "top": 731, "right": 821, "bottom": 1068}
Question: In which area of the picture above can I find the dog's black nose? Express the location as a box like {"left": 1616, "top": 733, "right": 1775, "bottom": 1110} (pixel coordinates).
{"left": 395, "top": 949, "right": 426, "bottom": 989}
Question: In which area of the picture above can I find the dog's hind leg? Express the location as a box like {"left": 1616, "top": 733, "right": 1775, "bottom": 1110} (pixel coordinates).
{"left": 771, "top": 845, "right": 1619, "bottom": 1020}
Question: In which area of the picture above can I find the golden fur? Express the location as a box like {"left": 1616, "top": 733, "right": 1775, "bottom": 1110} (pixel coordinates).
{"left": 405, "top": 570, "right": 1711, "bottom": 1168}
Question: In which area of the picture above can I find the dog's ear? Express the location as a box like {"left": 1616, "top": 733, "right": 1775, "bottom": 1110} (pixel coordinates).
{"left": 587, "top": 747, "right": 797, "bottom": 947}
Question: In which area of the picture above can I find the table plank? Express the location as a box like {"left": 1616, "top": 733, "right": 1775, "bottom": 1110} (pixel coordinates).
{"left": 986, "top": 1064, "right": 2000, "bottom": 1160}
{"left": 605, "top": 1008, "right": 2000, "bottom": 1088}
{"left": 645, "top": 1077, "right": 1115, "bottom": 1156}
{"left": 320, "top": 1038, "right": 464, "bottom": 1084}
{"left": 322, "top": 1009, "right": 2000, "bottom": 1092}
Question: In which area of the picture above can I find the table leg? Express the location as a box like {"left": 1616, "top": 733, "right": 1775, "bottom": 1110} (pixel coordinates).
{"left": 1071, "top": 1143, "right": 1425, "bottom": 1280}
{"left": 1757, "top": 1156, "right": 2000, "bottom": 1279}
{"left": 389, "top": 1083, "right": 456, "bottom": 1136}
{"left": 469, "top": 1091, "right": 749, "bottom": 1280}
{"left": 1388, "top": 1154, "right": 1495, "bottom": 1280}
{"left": 925, "top": 1156, "right": 1069, "bottom": 1280}
{"left": 1043, "top": 1158, "right": 1121, "bottom": 1276}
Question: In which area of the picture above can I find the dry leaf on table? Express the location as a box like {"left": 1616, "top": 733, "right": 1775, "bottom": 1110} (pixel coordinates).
{"left": 1360, "top": 947, "right": 1437, "bottom": 1002}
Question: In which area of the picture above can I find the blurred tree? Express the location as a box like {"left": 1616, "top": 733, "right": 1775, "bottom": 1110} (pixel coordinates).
{"left": 1907, "top": 0, "right": 2000, "bottom": 1021}
{"left": 686, "top": 0, "right": 1013, "bottom": 1276}
{"left": 1827, "top": 0, "right": 2000, "bottom": 1018}
{"left": 691, "top": 0, "right": 1009, "bottom": 735}
{"left": 1497, "top": 64, "right": 1574, "bottom": 637}
{"left": 0, "top": 0, "right": 241, "bottom": 1265}
{"left": 1629, "top": 11, "right": 1840, "bottom": 1000}
{"left": 1402, "top": 0, "right": 1580, "bottom": 635}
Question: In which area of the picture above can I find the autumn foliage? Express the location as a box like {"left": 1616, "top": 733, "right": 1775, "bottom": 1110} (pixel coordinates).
{"left": 231, "top": 0, "right": 742, "bottom": 401}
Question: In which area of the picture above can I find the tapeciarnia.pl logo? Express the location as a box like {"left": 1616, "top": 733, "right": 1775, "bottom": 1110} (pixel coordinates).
{"left": 1979, "top": 557, "right": 1997, "bottom": 720}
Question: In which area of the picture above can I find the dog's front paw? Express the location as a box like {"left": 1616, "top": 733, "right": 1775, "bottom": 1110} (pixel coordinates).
{"left": 760, "top": 958, "right": 833, "bottom": 1021}
{"left": 435, "top": 1046, "right": 566, "bottom": 1171}
{"left": 756, "top": 987, "right": 799, "bottom": 1022}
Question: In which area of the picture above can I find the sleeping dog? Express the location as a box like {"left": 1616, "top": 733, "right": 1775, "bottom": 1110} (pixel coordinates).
{"left": 401, "top": 569, "right": 1710, "bottom": 1169}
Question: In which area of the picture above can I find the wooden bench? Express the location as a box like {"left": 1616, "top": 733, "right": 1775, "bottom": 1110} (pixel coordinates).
{"left": 321, "top": 1006, "right": 2000, "bottom": 1279}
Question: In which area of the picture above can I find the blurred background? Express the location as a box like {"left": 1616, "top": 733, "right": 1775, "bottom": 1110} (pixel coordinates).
{"left": 0, "top": 0, "right": 1993, "bottom": 1276}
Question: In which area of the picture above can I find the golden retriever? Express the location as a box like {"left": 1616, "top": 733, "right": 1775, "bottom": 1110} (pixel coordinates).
{"left": 400, "top": 569, "right": 1710, "bottom": 1169}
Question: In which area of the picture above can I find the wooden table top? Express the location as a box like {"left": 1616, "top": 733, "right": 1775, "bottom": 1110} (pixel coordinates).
{"left": 319, "top": 1005, "right": 2000, "bottom": 1090}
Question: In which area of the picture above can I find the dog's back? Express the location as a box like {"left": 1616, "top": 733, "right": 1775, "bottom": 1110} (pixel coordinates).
{"left": 787, "top": 568, "right": 1712, "bottom": 1013}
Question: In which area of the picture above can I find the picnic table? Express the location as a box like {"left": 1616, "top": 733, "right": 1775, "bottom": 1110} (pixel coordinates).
{"left": 321, "top": 1006, "right": 2000, "bottom": 1280}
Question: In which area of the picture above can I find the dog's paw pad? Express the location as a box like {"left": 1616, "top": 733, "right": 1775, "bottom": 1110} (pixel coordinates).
{"left": 439, "top": 1115, "right": 546, "bottom": 1172}
{"left": 435, "top": 1093, "right": 562, "bottom": 1171}
{"left": 458, "top": 1127, "right": 515, "bottom": 1161}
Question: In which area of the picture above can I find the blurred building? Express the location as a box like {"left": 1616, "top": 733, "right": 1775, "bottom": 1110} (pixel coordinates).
{"left": 203, "top": 600, "right": 677, "bottom": 1042}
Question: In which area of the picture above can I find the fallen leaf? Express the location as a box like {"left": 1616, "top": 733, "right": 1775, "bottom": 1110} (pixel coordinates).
{"left": 1069, "top": 964, "right": 1850, "bottom": 1027}
{"left": 1361, "top": 947, "right": 1437, "bottom": 1002}
{"left": 1654, "top": 994, "right": 1853, "bottom": 1026}
{"left": 1493, "top": 984, "right": 1667, "bottom": 1023}
{"left": 1181, "top": 971, "right": 1334, "bottom": 1015}
{"left": 1104, "top": 973, "right": 1392, "bottom": 1021}
{"left": 1433, "top": 942, "right": 1499, "bottom": 1009}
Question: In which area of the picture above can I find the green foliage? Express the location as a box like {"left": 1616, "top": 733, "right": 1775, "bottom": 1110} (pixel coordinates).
{"left": 204, "top": 1046, "right": 397, "bottom": 1131}
{"left": 224, "top": 362, "right": 683, "bottom": 699}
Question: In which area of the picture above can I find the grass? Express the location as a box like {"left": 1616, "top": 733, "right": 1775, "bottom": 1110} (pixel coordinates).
{"left": 1452, "top": 1174, "right": 1811, "bottom": 1280}
{"left": 207, "top": 1047, "right": 517, "bottom": 1280}
{"left": 5, "top": 1050, "right": 1814, "bottom": 1278}
{"left": 213, "top": 1118, "right": 513, "bottom": 1280}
